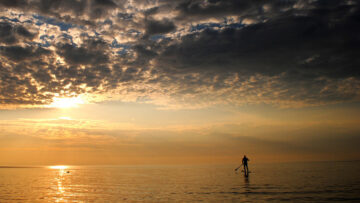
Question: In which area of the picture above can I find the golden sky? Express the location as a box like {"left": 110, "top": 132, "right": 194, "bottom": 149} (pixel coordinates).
{"left": 1, "top": 101, "right": 359, "bottom": 165}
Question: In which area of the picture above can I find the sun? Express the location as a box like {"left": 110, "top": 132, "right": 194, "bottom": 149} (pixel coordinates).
{"left": 49, "top": 96, "right": 84, "bottom": 108}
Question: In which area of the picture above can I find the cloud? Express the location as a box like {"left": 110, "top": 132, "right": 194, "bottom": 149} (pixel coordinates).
{"left": 175, "top": 0, "right": 264, "bottom": 20}
{"left": 0, "top": 22, "right": 36, "bottom": 45}
{"left": 0, "top": 0, "right": 359, "bottom": 108}
{"left": 157, "top": 10, "right": 360, "bottom": 78}
{"left": 91, "top": 0, "right": 118, "bottom": 15}
{"left": 150, "top": 0, "right": 360, "bottom": 107}
{"left": 56, "top": 38, "right": 109, "bottom": 65}
{"left": 144, "top": 18, "right": 176, "bottom": 36}
{"left": 0, "top": 0, "right": 28, "bottom": 8}
{"left": 0, "top": 45, "right": 50, "bottom": 61}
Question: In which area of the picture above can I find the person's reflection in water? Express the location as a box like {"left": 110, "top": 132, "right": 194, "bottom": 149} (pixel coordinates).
{"left": 243, "top": 173, "right": 251, "bottom": 196}
{"left": 244, "top": 175, "right": 250, "bottom": 185}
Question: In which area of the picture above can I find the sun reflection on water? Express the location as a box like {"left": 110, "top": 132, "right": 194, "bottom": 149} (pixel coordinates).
{"left": 49, "top": 165, "right": 71, "bottom": 201}
{"left": 49, "top": 165, "right": 69, "bottom": 170}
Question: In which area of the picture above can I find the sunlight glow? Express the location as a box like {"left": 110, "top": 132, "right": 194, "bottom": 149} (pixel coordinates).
{"left": 49, "top": 97, "right": 84, "bottom": 108}
{"left": 49, "top": 165, "right": 69, "bottom": 170}
{"left": 58, "top": 116, "right": 72, "bottom": 120}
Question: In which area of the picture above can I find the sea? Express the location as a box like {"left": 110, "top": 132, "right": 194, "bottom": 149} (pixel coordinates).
{"left": 1, "top": 161, "right": 360, "bottom": 202}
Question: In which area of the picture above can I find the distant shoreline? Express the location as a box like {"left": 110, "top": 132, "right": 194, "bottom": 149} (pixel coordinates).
{"left": 0, "top": 166, "right": 42, "bottom": 168}
{"left": 1, "top": 160, "right": 360, "bottom": 168}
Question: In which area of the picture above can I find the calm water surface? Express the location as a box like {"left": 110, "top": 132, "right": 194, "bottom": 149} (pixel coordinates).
{"left": 1, "top": 161, "right": 360, "bottom": 202}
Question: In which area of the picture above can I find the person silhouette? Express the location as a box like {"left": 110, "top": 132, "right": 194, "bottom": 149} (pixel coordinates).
{"left": 242, "top": 155, "right": 249, "bottom": 176}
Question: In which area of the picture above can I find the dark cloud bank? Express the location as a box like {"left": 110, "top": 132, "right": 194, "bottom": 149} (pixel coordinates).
{"left": 0, "top": 0, "right": 359, "bottom": 107}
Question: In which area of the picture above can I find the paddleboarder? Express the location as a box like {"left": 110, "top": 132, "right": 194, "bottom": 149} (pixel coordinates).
{"left": 242, "top": 155, "right": 249, "bottom": 175}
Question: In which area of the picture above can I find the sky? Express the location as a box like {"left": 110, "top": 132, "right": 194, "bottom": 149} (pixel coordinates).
{"left": 0, "top": 0, "right": 359, "bottom": 165}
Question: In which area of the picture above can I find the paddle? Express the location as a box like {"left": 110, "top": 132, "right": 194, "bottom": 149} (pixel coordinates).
{"left": 234, "top": 164, "right": 243, "bottom": 171}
